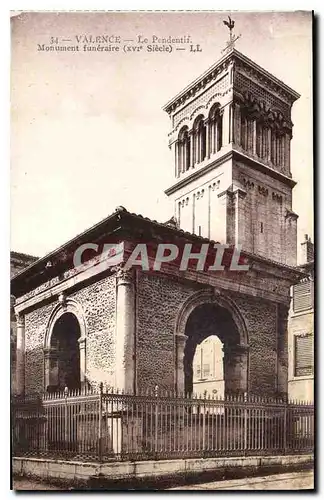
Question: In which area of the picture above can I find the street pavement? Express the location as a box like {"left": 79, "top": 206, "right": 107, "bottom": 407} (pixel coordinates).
{"left": 13, "top": 470, "right": 314, "bottom": 491}
{"left": 169, "top": 470, "right": 314, "bottom": 490}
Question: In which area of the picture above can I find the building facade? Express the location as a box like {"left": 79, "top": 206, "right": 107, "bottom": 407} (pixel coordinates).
{"left": 11, "top": 47, "right": 304, "bottom": 400}
{"left": 288, "top": 235, "right": 314, "bottom": 402}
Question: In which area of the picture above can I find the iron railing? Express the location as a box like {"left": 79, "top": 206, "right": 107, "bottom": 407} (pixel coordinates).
{"left": 12, "top": 386, "right": 314, "bottom": 462}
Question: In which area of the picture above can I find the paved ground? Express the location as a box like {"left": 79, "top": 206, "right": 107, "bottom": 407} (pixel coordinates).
{"left": 13, "top": 470, "right": 314, "bottom": 491}
{"left": 170, "top": 470, "right": 314, "bottom": 490}
{"left": 13, "top": 478, "right": 63, "bottom": 490}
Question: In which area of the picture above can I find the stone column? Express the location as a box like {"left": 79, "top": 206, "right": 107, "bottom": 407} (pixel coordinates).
{"left": 252, "top": 120, "right": 257, "bottom": 155}
{"left": 78, "top": 337, "right": 86, "bottom": 387}
{"left": 228, "top": 103, "right": 233, "bottom": 143}
{"left": 284, "top": 133, "right": 291, "bottom": 173}
{"left": 115, "top": 267, "right": 136, "bottom": 393}
{"left": 174, "top": 141, "right": 179, "bottom": 177}
{"left": 217, "top": 188, "right": 235, "bottom": 245}
{"left": 205, "top": 119, "right": 210, "bottom": 159}
{"left": 189, "top": 130, "right": 195, "bottom": 168}
{"left": 233, "top": 103, "right": 241, "bottom": 146}
{"left": 15, "top": 313, "right": 25, "bottom": 395}
{"left": 233, "top": 186, "right": 247, "bottom": 247}
{"left": 267, "top": 128, "right": 272, "bottom": 162}
{"left": 175, "top": 334, "right": 188, "bottom": 394}
{"left": 222, "top": 104, "right": 230, "bottom": 146}
{"left": 223, "top": 344, "right": 248, "bottom": 395}
{"left": 44, "top": 347, "right": 59, "bottom": 390}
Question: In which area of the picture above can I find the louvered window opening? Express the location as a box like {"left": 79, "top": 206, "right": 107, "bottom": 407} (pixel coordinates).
{"left": 294, "top": 334, "right": 314, "bottom": 377}
{"left": 293, "top": 280, "right": 314, "bottom": 313}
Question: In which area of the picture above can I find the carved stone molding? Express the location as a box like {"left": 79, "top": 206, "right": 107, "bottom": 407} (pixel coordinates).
{"left": 15, "top": 312, "right": 24, "bottom": 327}
{"left": 114, "top": 265, "right": 134, "bottom": 286}
{"left": 258, "top": 185, "right": 269, "bottom": 197}
{"left": 272, "top": 192, "right": 283, "bottom": 203}
{"left": 78, "top": 337, "right": 86, "bottom": 350}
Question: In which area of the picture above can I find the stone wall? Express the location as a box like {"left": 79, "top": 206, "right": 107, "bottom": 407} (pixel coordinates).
{"left": 24, "top": 274, "right": 116, "bottom": 394}
{"left": 136, "top": 271, "right": 282, "bottom": 397}
{"left": 25, "top": 302, "right": 54, "bottom": 394}
{"left": 233, "top": 160, "right": 296, "bottom": 265}
{"left": 229, "top": 293, "right": 279, "bottom": 396}
{"left": 136, "top": 272, "right": 199, "bottom": 392}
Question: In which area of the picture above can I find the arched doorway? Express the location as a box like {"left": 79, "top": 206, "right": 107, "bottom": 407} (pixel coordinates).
{"left": 183, "top": 302, "right": 248, "bottom": 396}
{"left": 46, "top": 312, "right": 81, "bottom": 392}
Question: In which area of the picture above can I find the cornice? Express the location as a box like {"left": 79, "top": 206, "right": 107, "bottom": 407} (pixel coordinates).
{"left": 165, "top": 148, "right": 296, "bottom": 196}
{"left": 163, "top": 49, "right": 300, "bottom": 116}
{"left": 165, "top": 150, "right": 232, "bottom": 196}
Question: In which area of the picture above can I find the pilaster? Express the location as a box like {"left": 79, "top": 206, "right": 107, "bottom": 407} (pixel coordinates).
{"left": 115, "top": 266, "right": 136, "bottom": 393}
{"left": 15, "top": 313, "right": 25, "bottom": 395}
{"left": 175, "top": 334, "right": 188, "bottom": 394}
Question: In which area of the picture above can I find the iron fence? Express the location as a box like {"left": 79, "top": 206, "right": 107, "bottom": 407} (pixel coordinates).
{"left": 12, "top": 386, "right": 314, "bottom": 462}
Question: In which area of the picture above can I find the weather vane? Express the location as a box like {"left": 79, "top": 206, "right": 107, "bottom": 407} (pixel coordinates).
{"left": 222, "top": 16, "right": 241, "bottom": 54}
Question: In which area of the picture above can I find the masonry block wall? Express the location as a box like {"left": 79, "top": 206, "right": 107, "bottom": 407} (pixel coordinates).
{"left": 136, "top": 271, "right": 198, "bottom": 392}
{"left": 135, "top": 270, "right": 283, "bottom": 397}
{"left": 233, "top": 161, "right": 296, "bottom": 265}
{"left": 23, "top": 274, "right": 116, "bottom": 394}
{"left": 230, "top": 294, "right": 279, "bottom": 396}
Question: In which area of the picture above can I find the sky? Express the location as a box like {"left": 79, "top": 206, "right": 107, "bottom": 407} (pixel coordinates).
{"left": 10, "top": 11, "right": 313, "bottom": 263}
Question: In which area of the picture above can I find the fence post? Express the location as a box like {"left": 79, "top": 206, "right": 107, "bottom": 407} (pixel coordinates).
{"left": 154, "top": 385, "right": 159, "bottom": 453}
{"left": 98, "top": 382, "right": 103, "bottom": 461}
{"left": 202, "top": 390, "right": 207, "bottom": 452}
{"left": 64, "top": 386, "right": 69, "bottom": 449}
{"left": 243, "top": 392, "right": 248, "bottom": 454}
{"left": 283, "top": 401, "right": 287, "bottom": 455}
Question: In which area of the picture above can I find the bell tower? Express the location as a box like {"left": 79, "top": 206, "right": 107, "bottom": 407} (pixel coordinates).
{"left": 164, "top": 27, "right": 300, "bottom": 266}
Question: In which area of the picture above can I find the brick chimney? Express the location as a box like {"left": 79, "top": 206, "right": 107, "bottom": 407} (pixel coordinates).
{"left": 301, "top": 234, "right": 314, "bottom": 264}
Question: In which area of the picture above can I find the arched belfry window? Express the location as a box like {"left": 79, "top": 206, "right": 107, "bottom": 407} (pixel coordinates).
{"left": 193, "top": 115, "right": 207, "bottom": 165}
{"left": 256, "top": 121, "right": 270, "bottom": 161}
{"left": 270, "top": 127, "right": 284, "bottom": 168}
{"left": 177, "top": 126, "right": 191, "bottom": 174}
{"left": 208, "top": 105, "right": 223, "bottom": 155}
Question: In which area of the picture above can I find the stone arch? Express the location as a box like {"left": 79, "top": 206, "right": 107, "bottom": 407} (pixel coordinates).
{"left": 174, "top": 117, "right": 191, "bottom": 134}
{"left": 190, "top": 106, "right": 207, "bottom": 123}
{"left": 174, "top": 289, "right": 249, "bottom": 395}
{"left": 176, "top": 289, "right": 248, "bottom": 346}
{"left": 192, "top": 114, "right": 207, "bottom": 164}
{"left": 205, "top": 95, "right": 222, "bottom": 112}
{"left": 45, "top": 298, "right": 86, "bottom": 348}
{"left": 44, "top": 297, "right": 87, "bottom": 391}
{"left": 177, "top": 125, "right": 191, "bottom": 172}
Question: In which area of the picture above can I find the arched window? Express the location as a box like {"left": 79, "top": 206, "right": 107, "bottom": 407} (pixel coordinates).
{"left": 193, "top": 115, "right": 206, "bottom": 164}
{"left": 177, "top": 126, "right": 191, "bottom": 174}
{"left": 241, "top": 114, "right": 248, "bottom": 151}
{"left": 275, "top": 132, "right": 285, "bottom": 167}
{"left": 209, "top": 105, "right": 223, "bottom": 155}
{"left": 262, "top": 126, "right": 269, "bottom": 159}
{"left": 256, "top": 122, "right": 262, "bottom": 158}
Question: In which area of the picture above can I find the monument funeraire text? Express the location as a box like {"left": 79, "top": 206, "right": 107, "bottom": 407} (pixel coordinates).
{"left": 12, "top": 34, "right": 304, "bottom": 401}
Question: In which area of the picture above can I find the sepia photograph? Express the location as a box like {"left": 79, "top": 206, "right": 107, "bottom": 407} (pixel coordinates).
{"left": 10, "top": 10, "right": 314, "bottom": 491}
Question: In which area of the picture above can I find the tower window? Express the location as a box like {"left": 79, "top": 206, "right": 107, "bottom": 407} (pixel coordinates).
{"left": 260, "top": 222, "right": 264, "bottom": 233}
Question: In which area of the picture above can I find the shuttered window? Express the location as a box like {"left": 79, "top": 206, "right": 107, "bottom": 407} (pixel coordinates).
{"left": 203, "top": 363, "right": 210, "bottom": 378}
{"left": 293, "top": 280, "right": 314, "bottom": 313}
{"left": 294, "top": 334, "right": 314, "bottom": 377}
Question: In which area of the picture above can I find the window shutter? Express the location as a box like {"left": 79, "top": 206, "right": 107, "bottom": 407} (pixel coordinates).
{"left": 293, "top": 280, "right": 314, "bottom": 313}
{"left": 294, "top": 334, "right": 313, "bottom": 376}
